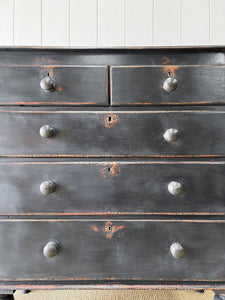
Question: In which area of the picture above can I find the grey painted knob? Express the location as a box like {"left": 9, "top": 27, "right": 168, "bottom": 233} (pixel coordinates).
{"left": 168, "top": 181, "right": 183, "bottom": 196}
{"left": 40, "top": 77, "right": 55, "bottom": 92}
{"left": 170, "top": 242, "right": 185, "bottom": 259}
{"left": 43, "top": 241, "right": 59, "bottom": 258}
{"left": 163, "top": 128, "right": 179, "bottom": 142}
{"left": 163, "top": 77, "right": 178, "bottom": 92}
{"left": 40, "top": 180, "right": 56, "bottom": 195}
{"left": 39, "top": 125, "right": 55, "bottom": 138}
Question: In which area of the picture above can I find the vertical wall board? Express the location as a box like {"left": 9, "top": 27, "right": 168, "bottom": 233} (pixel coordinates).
{"left": 154, "top": 0, "right": 181, "bottom": 46}
{"left": 14, "top": 0, "right": 41, "bottom": 46}
{"left": 210, "top": 0, "right": 225, "bottom": 45}
{"left": 0, "top": 0, "right": 14, "bottom": 45}
{"left": 42, "top": 0, "right": 69, "bottom": 46}
{"left": 98, "top": 0, "right": 125, "bottom": 46}
{"left": 70, "top": 0, "right": 97, "bottom": 46}
{"left": 182, "top": 0, "right": 210, "bottom": 45}
{"left": 126, "top": 0, "right": 153, "bottom": 46}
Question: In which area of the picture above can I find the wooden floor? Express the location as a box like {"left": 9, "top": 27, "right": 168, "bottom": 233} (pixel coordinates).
{"left": 14, "top": 289, "right": 215, "bottom": 300}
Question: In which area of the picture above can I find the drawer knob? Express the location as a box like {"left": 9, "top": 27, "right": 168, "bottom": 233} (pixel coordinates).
{"left": 168, "top": 181, "right": 183, "bottom": 196}
{"left": 43, "top": 241, "right": 59, "bottom": 258}
{"left": 163, "top": 77, "right": 178, "bottom": 92}
{"left": 40, "top": 77, "right": 55, "bottom": 92}
{"left": 163, "top": 128, "right": 179, "bottom": 142}
{"left": 40, "top": 180, "right": 56, "bottom": 195}
{"left": 170, "top": 242, "right": 185, "bottom": 259}
{"left": 39, "top": 125, "right": 55, "bottom": 138}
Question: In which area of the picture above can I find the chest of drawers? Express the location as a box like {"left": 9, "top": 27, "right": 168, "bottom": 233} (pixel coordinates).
{"left": 0, "top": 47, "right": 225, "bottom": 299}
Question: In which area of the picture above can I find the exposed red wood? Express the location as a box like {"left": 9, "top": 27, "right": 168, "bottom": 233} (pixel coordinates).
{"left": 162, "top": 57, "right": 171, "bottom": 64}
{"left": 104, "top": 113, "right": 119, "bottom": 128}
{"left": 0, "top": 283, "right": 224, "bottom": 290}
{"left": 0, "top": 212, "right": 224, "bottom": 216}
{"left": 162, "top": 66, "right": 179, "bottom": 77}
{"left": 91, "top": 225, "right": 99, "bottom": 232}
{"left": 57, "top": 85, "right": 64, "bottom": 92}
{"left": 100, "top": 163, "right": 121, "bottom": 178}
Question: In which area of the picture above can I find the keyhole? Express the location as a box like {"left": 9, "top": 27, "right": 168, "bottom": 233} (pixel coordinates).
{"left": 108, "top": 226, "right": 111, "bottom": 232}
{"left": 108, "top": 167, "right": 111, "bottom": 173}
{"left": 47, "top": 72, "right": 50, "bottom": 77}
{"left": 108, "top": 116, "right": 112, "bottom": 122}
{"left": 168, "top": 71, "right": 171, "bottom": 76}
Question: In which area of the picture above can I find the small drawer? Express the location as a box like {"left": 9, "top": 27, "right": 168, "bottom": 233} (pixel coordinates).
{"left": 0, "top": 110, "right": 225, "bottom": 157}
{"left": 0, "top": 65, "right": 108, "bottom": 106}
{"left": 1, "top": 161, "right": 225, "bottom": 215}
{"left": 110, "top": 65, "right": 225, "bottom": 106}
{"left": 0, "top": 219, "right": 225, "bottom": 282}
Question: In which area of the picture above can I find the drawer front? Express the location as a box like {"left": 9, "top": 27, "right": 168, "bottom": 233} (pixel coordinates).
{"left": 0, "top": 111, "right": 225, "bottom": 157}
{"left": 1, "top": 161, "right": 225, "bottom": 215}
{"left": 110, "top": 66, "right": 225, "bottom": 105}
{"left": 0, "top": 220, "right": 225, "bottom": 281}
{"left": 0, "top": 66, "right": 108, "bottom": 106}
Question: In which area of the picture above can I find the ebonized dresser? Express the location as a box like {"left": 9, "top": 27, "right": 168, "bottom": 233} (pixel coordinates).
{"left": 0, "top": 47, "right": 225, "bottom": 300}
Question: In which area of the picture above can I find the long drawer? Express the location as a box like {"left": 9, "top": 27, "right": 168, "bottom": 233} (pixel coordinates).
{"left": 1, "top": 110, "right": 225, "bottom": 157}
{"left": 1, "top": 161, "right": 225, "bottom": 215}
{"left": 110, "top": 66, "right": 225, "bottom": 105}
{"left": 0, "top": 220, "right": 225, "bottom": 281}
{"left": 0, "top": 66, "right": 108, "bottom": 105}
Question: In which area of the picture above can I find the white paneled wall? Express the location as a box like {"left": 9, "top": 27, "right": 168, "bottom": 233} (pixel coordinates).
{"left": 0, "top": 0, "right": 225, "bottom": 47}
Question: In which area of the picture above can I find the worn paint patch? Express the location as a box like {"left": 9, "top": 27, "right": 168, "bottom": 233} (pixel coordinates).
{"left": 91, "top": 225, "right": 99, "bottom": 232}
{"left": 100, "top": 163, "right": 121, "bottom": 178}
{"left": 57, "top": 85, "right": 64, "bottom": 92}
{"left": 91, "top": 222, "right": 125, "bottom": 239}
{"left": 33, "top": 58, "right": 57, "bottom": 64}
{"left": 162, "top": 57, "right": 171, "bottom": 64}
{"left": 41, "top": 65, "right": 56, "bottom": 77}
{"left": 104, "top": 113, "right": 119, "bottom": 128}
{"left": 162, "top": 66, "right": 179, "bottom": 77}
{"left": 103, "top": 221, "right": 125, "bottom": 239}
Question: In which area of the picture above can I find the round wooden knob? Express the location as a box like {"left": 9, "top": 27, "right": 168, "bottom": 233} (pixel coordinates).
{"left": 170, "top": 242, "right": 185, "bottom": 259}
{"left": 40, "top": 180, "right": 56, "bottom": 195}
{"left": 40, "top": 77, "right": 55, "bottom": 92}
{"left": 43, "top": 241, "right": 59, "bottom": 258}
{"left": 168, "top": 181, "right": 183, "bottom": 196}
{"left": 163, "top": 128, "right": 179, "bottom": 142}
{"left": 39, "top": 125, "right": 55, "bottom": 138}
{"left": 163, "top": 77, "right": 178, "bottom": 92}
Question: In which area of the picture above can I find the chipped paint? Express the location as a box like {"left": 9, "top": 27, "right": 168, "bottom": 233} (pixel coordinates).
{"left": 162, "top": 57, "right": 171, "bottom": 64}
{"left": 103, "top": 221, "right": 125, "bottom": 239}
{"left": 162, "top": 66, "right": 179, "bottom": 77}
{"left": 33, "top": 58, "right": 57, "bottom": 64}
{"left": 0, "top": 283, "right": 224, "bottom": 290}
{"left": 41, "top": 65, "right": 56, "bottom": 77}
{"left": 57, "top": 85, "right": 64, "bottom": 92}
{"left": 100, "top": 163, "right": 121, "bottom": 178}
{"left": 104, "top": 113, "right": 119, "bottom": 128}
{"left": 91, "top": 225, "right": 99, "bottom": 232}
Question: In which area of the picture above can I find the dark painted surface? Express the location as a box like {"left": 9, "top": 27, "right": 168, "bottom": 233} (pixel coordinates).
{"left": 0, "top": 47, "right": 224, "bottom": 66}
{"left": 0, "top": 47, "right": 224, "bottom": 290}
{"left": 111, "top": 66, "right": 225, "bottom": 105}
{"left": 0, "top": 66, "right": 108, "bottom": 105}
{"left": 0, "top": 111, "right": 225, "bottom": 157}
{"left": 0, "top": 161, "right": 225, "bottom": 215}
{"left": 0, "top": 220, "right": 225, "bottom": 281}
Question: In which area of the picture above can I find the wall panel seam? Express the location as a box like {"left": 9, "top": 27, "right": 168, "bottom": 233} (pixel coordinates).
{"left": 180, "top": 0, "right": 183, "bottom": 44}
{"left": 13, "top": 0, "right": 15, "bottom": 45}
{"left": 152, "top": 0, "right": 155, "bottom": 45}
{"left": 209, "top": 0, "right": 211, "bottom": 44}
{"left": 96, "top": 0, "right": 98, "bottom": 46}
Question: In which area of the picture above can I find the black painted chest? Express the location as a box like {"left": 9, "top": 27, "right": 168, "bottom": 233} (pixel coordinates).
{"left": 0, "top": 47, "right": 225, "bottom": 297}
